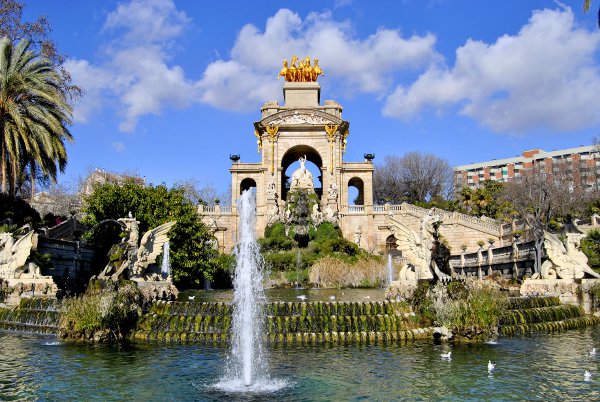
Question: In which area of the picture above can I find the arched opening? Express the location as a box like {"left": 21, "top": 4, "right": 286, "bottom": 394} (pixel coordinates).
{"left": 386, "top": 234, "right": 402, "bottom": 257}
{"left": 281, "top": 145, "right": 323, "bottom": 201}
{"left": 386, "top": 235, "right": 397, "bottom": 250}
{"left": 240, "top": 178, "right": 257, "bottom": 194}
{"left": 348, "top": 177, "right": 364, "bottom": 205}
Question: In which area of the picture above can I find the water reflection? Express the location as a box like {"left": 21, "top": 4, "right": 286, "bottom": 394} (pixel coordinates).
{"left": 0, "top": 327, "right": 598, "bottom": 400}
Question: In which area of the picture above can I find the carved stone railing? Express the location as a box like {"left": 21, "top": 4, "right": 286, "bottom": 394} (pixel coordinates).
{"left": 347, "top": 205, "right": 365, "bottom": 213}
{"left": 378, "top": 203, "right": 502, "bottom": 236}
{"left": 198, "top": 205, "right": 232, "bottom": 215}
{"left": 448, "top": 240, "right": 537, "bottom": 279}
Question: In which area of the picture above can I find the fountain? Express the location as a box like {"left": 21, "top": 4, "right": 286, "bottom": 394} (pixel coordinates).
{"left": 161, "top": 241, "right": 170, "bottom": 279}
{"left": 215, "top": 189, "right": 286, "bottom": 392}
{"left": 387, "top": 254, "right": 394, "bottom": 286}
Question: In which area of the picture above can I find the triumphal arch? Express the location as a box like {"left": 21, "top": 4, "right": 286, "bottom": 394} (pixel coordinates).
{"left": 200, "top": 57, "right": 510, "bottom": 255}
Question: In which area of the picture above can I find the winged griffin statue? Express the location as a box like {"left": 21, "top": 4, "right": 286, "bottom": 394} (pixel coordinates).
{"left": 0, "top": 231, "right": 47, "bottom": 280}
{"left": 99, "top": 217, "right": 176, "bottom": 282}
{"left": 388, "top": 211, "right": 451, "bottom": 283}
{"left": 541, "top": 231, "right": 600, "bottom": 280}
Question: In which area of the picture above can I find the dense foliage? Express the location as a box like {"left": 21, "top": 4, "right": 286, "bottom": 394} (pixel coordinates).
{"left": 581, "top": 229, "right": 600, "bottom": 273}
{"left": 0, "top": 193, "right": 41, "bottom": 228}
{"left": 60, "top": 280, "right": 142, "bottom": 342}
{"left": 260, "top": 222, "right": 383, "bottom": 287}
{"left": 81, "top": 180, "right": 222, "bottom": 288}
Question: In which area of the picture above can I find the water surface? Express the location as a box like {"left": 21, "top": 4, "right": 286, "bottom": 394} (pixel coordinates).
{"left": 1, "top": 327, "right": 599, "bottom": 401}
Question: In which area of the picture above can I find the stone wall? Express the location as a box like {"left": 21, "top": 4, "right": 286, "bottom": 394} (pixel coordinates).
{"left": 37, "top": 237, "right": 96, "bottom": 284}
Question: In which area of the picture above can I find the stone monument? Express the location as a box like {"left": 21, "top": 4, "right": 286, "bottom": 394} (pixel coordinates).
{"left": 0, "top": 230, "right": 58, "bottom": 305}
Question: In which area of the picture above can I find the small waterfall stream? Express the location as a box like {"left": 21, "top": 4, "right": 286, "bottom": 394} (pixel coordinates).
{"left": 161, "top": 241, "right": 170, "bottom": 279}
{"left": 387, "top": 254, "right": 394, "bottom": 286}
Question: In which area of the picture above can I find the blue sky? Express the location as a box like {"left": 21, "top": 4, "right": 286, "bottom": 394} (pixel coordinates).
{"left": 23, "top": 0, "right": 600, "bottom": 194}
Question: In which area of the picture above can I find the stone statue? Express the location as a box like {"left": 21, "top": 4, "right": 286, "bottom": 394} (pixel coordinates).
{"left": 354, "top": 225, "right": 362, "bottom": 246}
{"left": 289, "top": 155, "right": 314, "bottom": 191}
{"left": 311, "top": 203, "right": 323, "bottom": 226}
{"left": 541, "top": 231, "right": 600, "bottom": 279}
{"left": 323, "top": 205, "right": 339, "bottom": 224}
{"left": 0, "top": 231, "right": 43, "bottom": 279}
{"left": 388, "top": 213, "right": 451, "bottom": 283}
{"left": 328, "top": 182, "right": 338, "bottom": 200}
{"left": 266, "top": 180, "right": 277, "bottom": 199}
{"left": 100, "top": 220, "right": 177, "bottom": 282}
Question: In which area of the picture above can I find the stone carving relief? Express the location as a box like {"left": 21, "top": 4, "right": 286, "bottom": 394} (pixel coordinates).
{"left": 328, "top": 182, "right": 338, "bottom": 200}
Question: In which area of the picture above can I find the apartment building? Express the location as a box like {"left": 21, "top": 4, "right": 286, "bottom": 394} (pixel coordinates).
{"left": 454, "top": 145, "right": 600, "bottom": 191}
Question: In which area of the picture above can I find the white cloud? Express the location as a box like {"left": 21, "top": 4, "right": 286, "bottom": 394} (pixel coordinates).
{"left": 383, "top": 7, "right": 600, "bottom": 133}
{"left": 67, "top": 0, "right": 194, "bottom": 132}
{"left": 68, "top": 4, "right": 441, "bottom": 126}
{"left": 198, "top": 8, "right": 440, "bottom": 110}
{"left": 112, "top": 141, "right": 126, "bottom": 153}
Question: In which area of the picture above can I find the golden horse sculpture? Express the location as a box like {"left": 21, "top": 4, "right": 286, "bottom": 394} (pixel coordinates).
{"left": 277, "top": 56, "right": 324, "bottom": 82}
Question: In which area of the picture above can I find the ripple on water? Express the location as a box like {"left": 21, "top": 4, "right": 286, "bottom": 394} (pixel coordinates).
{"left": 0, "top": 328, "right": 598, "bottom": 400}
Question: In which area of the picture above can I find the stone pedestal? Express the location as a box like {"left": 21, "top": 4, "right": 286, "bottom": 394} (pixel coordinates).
{"left": 283, "top": 82, "right": 320, "bottom": 107}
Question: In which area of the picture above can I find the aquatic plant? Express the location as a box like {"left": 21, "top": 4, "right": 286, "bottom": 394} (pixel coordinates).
{"left": 429, "top": 281, "right": 507, "bottom": 342}
{"left": 60, "top": 280, "right": 142, "bottom": 342}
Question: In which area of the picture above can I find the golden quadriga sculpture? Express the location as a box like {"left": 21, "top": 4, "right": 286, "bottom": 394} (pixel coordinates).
{"left": 277, "top": 56, "right": 324, "bottom": 82}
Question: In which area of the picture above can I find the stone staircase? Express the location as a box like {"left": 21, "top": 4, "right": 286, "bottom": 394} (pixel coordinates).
{"left": 499, "top": 297, "right": 600, "bottom": 336}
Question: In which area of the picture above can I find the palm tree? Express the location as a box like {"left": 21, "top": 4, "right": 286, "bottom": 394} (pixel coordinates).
{"left": 0, "top": 37, "right": 72, "bottom": 195}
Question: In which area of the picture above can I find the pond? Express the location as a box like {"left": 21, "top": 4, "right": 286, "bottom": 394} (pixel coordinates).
{"left": 178, "top": 288, "right": 388, "bottom": 303}
{"left": 1, "top": 327, "right": 598, "bottom": 400}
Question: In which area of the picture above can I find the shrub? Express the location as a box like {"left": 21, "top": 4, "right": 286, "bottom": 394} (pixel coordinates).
{"left": 308, "top": 255, "right": 385, "bottom": 288}
{"left": 60, "top": 280, "right": 142, "bottom": 342}
{"left": 429, "top": 281, "right": 507, "bottom": 341}
{"left": 581, "top": 229, "right": 600, "bottom": 273}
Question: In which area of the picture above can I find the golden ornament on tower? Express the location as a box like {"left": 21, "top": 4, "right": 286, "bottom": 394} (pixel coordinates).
{"left": 277, "top": 56, "right": 324, "bottom": 82}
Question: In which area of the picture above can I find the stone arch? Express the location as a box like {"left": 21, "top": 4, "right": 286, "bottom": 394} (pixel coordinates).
{"left": 240, "top": 178, "right": 257, "bottom": 194}
{"left": 281, "top": 145, "right": 324, "bottom": 200}
{"left": 386, "top": 234, "right": 397, "bottom": 250}
{"left": 348, "top": 177, "right": 364, "bottom": 205}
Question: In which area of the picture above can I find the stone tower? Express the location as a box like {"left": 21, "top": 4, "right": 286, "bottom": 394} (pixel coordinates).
{"left": 224, "top": 78, "right": 374, "bottom": 249}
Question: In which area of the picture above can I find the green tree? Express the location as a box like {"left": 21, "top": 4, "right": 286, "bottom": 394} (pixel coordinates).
{"left": 82, "top": 180, "right": 220, "bottom": 288}
{"left": 458, "top": 180, "right": 515, "bottom": 220}
{"left": 0, "top": 38, "right": 72, "bottom": 195}
{"left": 581, "top": 229, "right": 600, "bottom": 273}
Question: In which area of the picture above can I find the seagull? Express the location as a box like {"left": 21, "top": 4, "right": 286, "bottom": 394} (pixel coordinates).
{"left": 297, "top": 295, "right": 307, "bottom": 301}
{"left": 584, "top": 370, "right": 592, "bottom": 381}
{"left": 363, "top": 296, "right": 371, "bottom": 299}
{"left": 329, "top": 295, "right": 336, "bottom": 301}
{"left": 488, "top": 361, "right": 496, "bottom": 372}
{"left": 188, "top": 296, "right": 195, "bottom": 300}
{"left": 589, "top": 348, "right": 597, "bottom": 356}
{"left": 440, "top": 351, "right": 452, "bottom": 359}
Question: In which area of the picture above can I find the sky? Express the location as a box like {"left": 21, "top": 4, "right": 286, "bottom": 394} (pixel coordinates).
{"left": 23, "top": 0, "right": 600, "bottom": 196}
